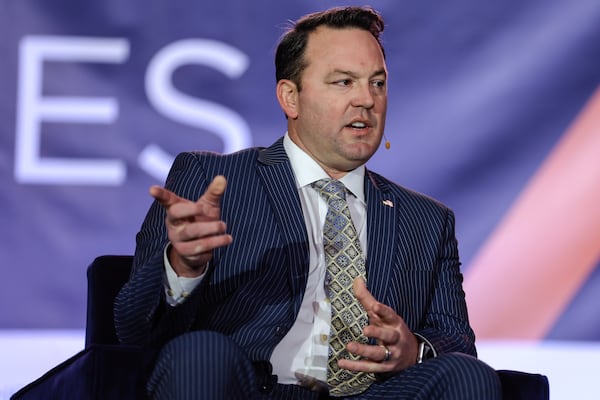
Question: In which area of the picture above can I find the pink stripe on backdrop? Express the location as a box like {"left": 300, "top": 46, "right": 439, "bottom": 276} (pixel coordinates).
{"left": 464, "top": 87, "right": 600, "bottom": 339}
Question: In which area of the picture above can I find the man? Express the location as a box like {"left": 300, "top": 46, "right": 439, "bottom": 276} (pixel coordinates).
{"left": 115, "top": 6, "right": 502, "bottom": 399}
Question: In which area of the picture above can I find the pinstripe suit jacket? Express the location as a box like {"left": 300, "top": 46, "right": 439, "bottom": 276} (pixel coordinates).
{"left": 114, "top": 137, "right": 476, "bottom": 363}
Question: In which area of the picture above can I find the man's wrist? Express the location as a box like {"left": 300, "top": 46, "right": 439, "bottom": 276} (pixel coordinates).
{"left": 168, "top": 243, "right": 209, "bottom": 277}
{"left": 163, "top": 243, "right": 206, "bottom": 306}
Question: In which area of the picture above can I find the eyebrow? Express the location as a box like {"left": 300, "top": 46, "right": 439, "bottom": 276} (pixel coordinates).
{"left": 329, "top": 68, "right": 387, "bottom": 79}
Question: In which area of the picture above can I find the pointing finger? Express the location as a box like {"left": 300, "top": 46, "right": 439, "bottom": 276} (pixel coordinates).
{"left": 354, "top": 277, "right": 397, "bottom": 325}
{"left": 354, "top": 277, "right": 377, "bottom": 310}
{"left": 150, "top": 185, "right": 181, "bottom": 209}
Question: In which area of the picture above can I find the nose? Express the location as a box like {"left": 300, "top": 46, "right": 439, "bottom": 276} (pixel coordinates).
{"left": 351, "top": 82, "right": 375, "bottom": 109}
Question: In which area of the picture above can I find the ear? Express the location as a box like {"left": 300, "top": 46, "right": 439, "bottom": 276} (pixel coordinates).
{"left": 276, "top": 79, "right": 299, "bottom": 119}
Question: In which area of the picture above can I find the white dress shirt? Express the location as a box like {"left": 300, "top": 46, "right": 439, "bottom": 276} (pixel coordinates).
{"left": 270, "top": 134, "right": 367, "bottom": 385}
{"left": 163, "top": 133, "right": 367, "bottom": 385}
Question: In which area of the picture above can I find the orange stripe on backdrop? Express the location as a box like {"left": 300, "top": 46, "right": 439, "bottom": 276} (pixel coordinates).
{"left": 464, "top": 87, "right": 600, "bottom": 340}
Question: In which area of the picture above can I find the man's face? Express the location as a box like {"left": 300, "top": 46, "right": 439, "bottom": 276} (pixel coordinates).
{"left": 288, "top": 26, "right": 388, "bottom": 178}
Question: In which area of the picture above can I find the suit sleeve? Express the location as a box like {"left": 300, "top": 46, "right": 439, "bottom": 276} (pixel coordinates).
{"left": 113, "top": 152, "right": 210, "bottom": 346}
{"left": 413, "top": 209, "right": 477, "bottom": 357}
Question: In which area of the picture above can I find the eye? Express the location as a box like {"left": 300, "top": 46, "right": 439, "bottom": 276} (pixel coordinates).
{"left": 372, "top": 80, "right": 386, "bottom": 88}
{"left": 334, "top": 79, "right": 353, "bottom": 86}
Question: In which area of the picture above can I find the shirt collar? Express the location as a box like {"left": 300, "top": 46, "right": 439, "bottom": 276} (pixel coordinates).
{"left": 283, "top": 133, "right": 366, "bottom": 203}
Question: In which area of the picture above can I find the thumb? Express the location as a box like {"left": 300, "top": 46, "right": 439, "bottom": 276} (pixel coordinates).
{"left": 199, "top": 175, "right": 227, "bottom": 207}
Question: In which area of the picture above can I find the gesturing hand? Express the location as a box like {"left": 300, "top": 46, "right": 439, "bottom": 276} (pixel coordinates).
{"left": 337, "top": 278, "right": 419, "bottom": 375}
{"left": 150, "top": 175, "right": 233, "bottom": 277}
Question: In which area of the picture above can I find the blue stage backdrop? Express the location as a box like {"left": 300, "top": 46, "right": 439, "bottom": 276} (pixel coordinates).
{"left": 1, "top": 0, "right": 600, "bottom": 342}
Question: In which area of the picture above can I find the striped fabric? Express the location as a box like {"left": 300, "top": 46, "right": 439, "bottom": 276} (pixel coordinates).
{"left": 114, "top": 137, "right": 484, "bottom": 397}
{"left": 146, "top": 331, "right": 501, "bottom": 399}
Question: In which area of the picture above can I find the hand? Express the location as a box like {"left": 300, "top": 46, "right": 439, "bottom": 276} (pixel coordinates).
{"left": 150, "top": 175, "right": 233, "bottom": 277}
{"left": 337, "top": 278, "right": 419, "bottom": 375}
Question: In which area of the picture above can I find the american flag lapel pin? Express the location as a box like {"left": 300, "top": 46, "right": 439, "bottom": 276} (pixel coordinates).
{"left": 382, "top": 199, "right": 394, "bottom": 208}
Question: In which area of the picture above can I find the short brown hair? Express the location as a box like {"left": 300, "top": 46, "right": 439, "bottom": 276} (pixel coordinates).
{"left": 275, "top": 6, "right": 385, "bottom": 91}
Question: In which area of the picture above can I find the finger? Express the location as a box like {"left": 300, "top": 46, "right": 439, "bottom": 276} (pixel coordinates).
{"left": 167, "top": 202, "right": 207, "bottom": 222}
{"left": 173, "top": 233, "right": 233, "bottom": 259}
{"left": 361, "top": 324, "right": 399, "bottom": 345}
{"left": 171, "top": 220, "right": 228, "bottom": 242}
{"left": 370, "top": 301, "right": 401, "bottom": 325}
{"left": 353, "top": 277, "right": 378, "bottom": 311}
{"left": 199, "top": 175, "right": 227, "bottom": 206}
{"left": 150, "top": 185, "right": 181, "bottom": 209}
{"left": 353, "top": 278, "right": 385, "bottom": 327}
{"left": 346, "top": 341, "right": 392, "bottom": 362}
{"left": 354, "top": 278, "right": 400, "bottom": 326}
{"left": 338, "top": 356, "right": 391, "bottom": 374}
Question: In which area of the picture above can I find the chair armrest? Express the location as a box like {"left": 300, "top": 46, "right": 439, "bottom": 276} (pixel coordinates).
{"left": 11, "top": 345, "right": 147, "bottom": 400}
{"left": 497, "top": 369, "right": 550, "bottom": 400}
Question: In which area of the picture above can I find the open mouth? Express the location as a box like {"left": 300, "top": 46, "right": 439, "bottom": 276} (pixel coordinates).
{"left": 347, "top": 121, "right": 371, "bottom": 130}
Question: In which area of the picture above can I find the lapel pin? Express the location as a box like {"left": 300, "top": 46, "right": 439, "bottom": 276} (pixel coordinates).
{"left": 382, "top": 199, "right": 394, "bottom": 208}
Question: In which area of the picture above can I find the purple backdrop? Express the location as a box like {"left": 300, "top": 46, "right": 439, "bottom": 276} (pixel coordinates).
{"left": 1, "top": 0, "right": 599, "bottom": 341}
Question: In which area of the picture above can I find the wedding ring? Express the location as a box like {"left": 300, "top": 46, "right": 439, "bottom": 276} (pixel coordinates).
{"left": 381, "top": 345, "right": 391, "bottom": 362}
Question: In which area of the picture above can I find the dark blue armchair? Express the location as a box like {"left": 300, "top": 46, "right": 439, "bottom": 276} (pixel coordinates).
{"left": 12, "top": 255, "right": 550, "bottom": 399}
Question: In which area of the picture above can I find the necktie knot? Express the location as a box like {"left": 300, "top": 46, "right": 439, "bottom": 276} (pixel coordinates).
{"left": 312, "top": 178, "right": 347, "bottom": 202}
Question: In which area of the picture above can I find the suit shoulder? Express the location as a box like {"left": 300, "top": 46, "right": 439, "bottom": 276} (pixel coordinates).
{"left": 164, "top": 147, "right": 264, "bottom": 193}
{"left": 367, "top": 170, "right": 451, "bottom": 214}
{"left": 180, "top": 146, "right": 264, "bottom": 162}
{"left": 171, "top": 147, "right": 264, "bottom": 171}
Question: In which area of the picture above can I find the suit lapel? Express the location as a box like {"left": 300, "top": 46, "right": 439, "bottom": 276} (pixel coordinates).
{"left": 256, "top": 138, "right": 310, "bottom": 312}
{"left": 254, "top": 141, "right": 397, "bottom": 310}
{"left": 365, "top": 171, "right": 397, "bottom": 304}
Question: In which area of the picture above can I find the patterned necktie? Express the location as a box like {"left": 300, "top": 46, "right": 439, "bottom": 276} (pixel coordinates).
{"left": 312, "top": 179, "right": 374, "bottom": 396}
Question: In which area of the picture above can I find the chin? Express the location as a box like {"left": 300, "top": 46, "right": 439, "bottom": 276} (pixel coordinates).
{"left": 349, "top": 141, "right": 378, "bottom": 157}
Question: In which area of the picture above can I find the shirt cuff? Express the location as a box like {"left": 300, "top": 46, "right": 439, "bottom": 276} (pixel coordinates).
{"left": 163, "top": 243, "right": 205, "bottom": 306}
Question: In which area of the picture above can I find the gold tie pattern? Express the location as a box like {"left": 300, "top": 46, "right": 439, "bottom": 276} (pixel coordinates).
{"left": 312, "top": 179, "right": 374, "bottom": 396}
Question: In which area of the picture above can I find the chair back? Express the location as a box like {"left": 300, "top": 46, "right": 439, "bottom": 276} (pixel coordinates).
{"left": 85, "top": 255, "right": 134, "bottom": 347}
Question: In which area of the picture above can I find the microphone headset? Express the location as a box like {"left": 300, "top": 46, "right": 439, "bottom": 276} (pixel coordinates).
{"left": 384, "top": 134, "right": 390, "bottom": 150}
